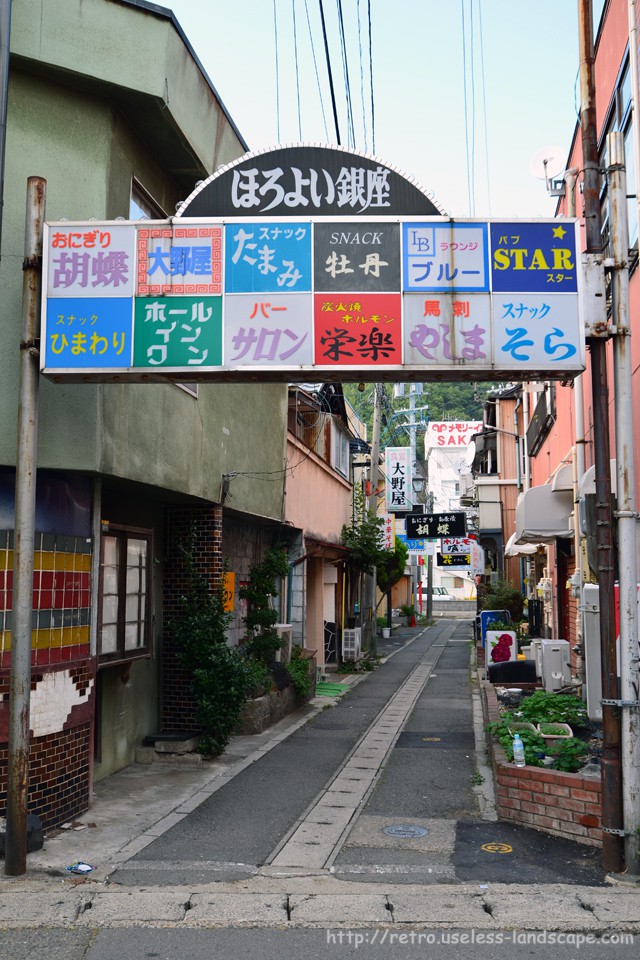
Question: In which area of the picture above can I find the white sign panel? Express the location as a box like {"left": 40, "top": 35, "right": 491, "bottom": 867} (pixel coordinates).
{"left": 385, "top": 447, "right": 412, "bottom": 513}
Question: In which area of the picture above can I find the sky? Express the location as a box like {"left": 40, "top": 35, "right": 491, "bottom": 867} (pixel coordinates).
{"left": 162, "top": 1, "right": 586, "bottom": 220}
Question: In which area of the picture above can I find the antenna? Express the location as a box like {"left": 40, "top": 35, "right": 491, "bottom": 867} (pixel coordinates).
{"left": 529, "top": 145, "right": 566, "bottom": 196}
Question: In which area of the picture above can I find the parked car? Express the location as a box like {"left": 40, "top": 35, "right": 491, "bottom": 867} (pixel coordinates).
{"left": 421, "top": 586, "right": 453, "bottom": 601}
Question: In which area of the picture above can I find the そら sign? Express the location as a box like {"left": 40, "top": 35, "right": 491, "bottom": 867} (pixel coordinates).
{"left": 405, "top": 512, "right": 468, "bottom": 539}
{"left": 40, "top": 145, "right": 584, "bottom": 385}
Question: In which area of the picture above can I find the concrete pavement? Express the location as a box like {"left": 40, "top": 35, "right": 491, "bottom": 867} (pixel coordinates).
{"left": 1, "top": 620, "right": 639, "bottom": 935}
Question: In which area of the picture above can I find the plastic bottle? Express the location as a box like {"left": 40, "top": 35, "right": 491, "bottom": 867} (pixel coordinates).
{"left": 512, "top": 733, "right": 526, "bottom": 767}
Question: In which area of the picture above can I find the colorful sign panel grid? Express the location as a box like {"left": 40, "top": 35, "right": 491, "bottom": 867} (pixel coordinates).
{"left": 41, "top": 218, "right": 584, "bottom": 379}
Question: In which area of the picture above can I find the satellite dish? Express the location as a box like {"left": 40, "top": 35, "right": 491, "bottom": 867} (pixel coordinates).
{"left": 529, "top": 146, "right": 566, "bottom": 189}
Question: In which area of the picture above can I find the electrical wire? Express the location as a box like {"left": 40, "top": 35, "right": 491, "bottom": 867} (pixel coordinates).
{"left": 292, "top": 0, "right": 303, "bottom": 139}
{"left": 273, "top": 0, "right": 281, "bottom": 141}
{"left": 357, "top": 0, "right": 368, "bottom": 152}
{"left": 477, "top": 0, "right": 492, "bottom": 215}
{"left": 319, "top": 0, "right": 341, "bottom": 144}
{"left": 337, "top": 0, "right": 356, "bottom": 148}
{"left": 461, "top": 1, "right": 471, "bottom": 216}
{"left": 368, "top": 0, "right": 375, "bottom": 154}
{"left": 303, "top": 0, "right": 330, "bottom": 140}
{"left": 469, "top": 0, "right": 476, "bottom": 216}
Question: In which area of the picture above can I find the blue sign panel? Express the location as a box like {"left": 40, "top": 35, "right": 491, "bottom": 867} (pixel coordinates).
{"left": 45, "top": 297, "right": 133, "bottom": 368}
{"left": 397, "top": 534, "right": 426, "bottom": 551}
{"left": 490, "top": 222, "right": 578, "bottom": 293}
{"left": 480, "top": 609, "right": 511, "bottom": 646}
{"left": 403, "top": 222, "right": 489, "bottom": 292}
{"left": 224, "top": 222, "right": 312, "bottom": 293}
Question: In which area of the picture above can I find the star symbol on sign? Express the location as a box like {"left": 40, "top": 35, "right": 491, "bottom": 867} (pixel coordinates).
{"left": 552, "top": 225, "right": 567, "bottom": 239}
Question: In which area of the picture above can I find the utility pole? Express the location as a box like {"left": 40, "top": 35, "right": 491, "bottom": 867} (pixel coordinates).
{"left": 577, "top": 0, "right": 623, "bottom": 873}
{"left": 364, "top": 383, "right": 383, "bottom": 654}
{"left": 608, "top": 132, "right": 640, "bottom": 875}
{"left": 5, "top": 176, "right": 46, "bottom": 876}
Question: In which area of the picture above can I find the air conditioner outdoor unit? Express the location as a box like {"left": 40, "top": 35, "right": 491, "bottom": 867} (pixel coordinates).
{"left": 274, "top": 624, "right": 293, "bottom": 663}
{"left": 342, "top": 627, "right": 361, "bottom": 662}
{"left": 540, "top": 638, "right": 571, "bottom": 692}
{"left": 529, "top": 638, "right": 544, "bottom": 678}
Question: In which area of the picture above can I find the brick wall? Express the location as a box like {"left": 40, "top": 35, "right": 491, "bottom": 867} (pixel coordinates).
{"left": 0, "top": 722, "right": 91, "bottom": 831}
{"left": 482, "top": 679, "right": 602, "bottom": 847}
{"left": 161, "top": 505, "right": 223, "bottom": 733}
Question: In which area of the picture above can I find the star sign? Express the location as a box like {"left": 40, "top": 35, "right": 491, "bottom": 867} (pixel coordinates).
{"left": 552, "top": 225, "right": 567, "bottom": 239}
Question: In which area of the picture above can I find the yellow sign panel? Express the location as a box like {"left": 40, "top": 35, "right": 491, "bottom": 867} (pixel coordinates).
{"left": 223, "top": 571, "right": 235, "bottom": 612}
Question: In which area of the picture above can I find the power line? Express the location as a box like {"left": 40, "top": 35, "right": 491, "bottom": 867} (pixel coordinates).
{"left": 273, "top": 0, "right": 281, "bottom": 141}
{"left": 368, "top": 0, "right": 375, "bottom": 154}
{"left": 292, "top": 0, "right": 303, "bottom": 139}
{"left": 318, "top": 0, "right": 341, "bottom": 144}
{"left": 336, "top": 0, "right": 356, "bottom": 148}
{"left": 357, "top": 0, "right": 368, "bottom": 152}
{"left": 477, "top": 0, "right": 492, "bottom": 215}
{"left": 303, "top": 0, "right": 330, "bottom": 140}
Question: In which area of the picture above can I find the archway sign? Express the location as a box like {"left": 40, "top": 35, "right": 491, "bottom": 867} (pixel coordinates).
{"left": 40, "top": 144, "right": 584, "bottom": 384}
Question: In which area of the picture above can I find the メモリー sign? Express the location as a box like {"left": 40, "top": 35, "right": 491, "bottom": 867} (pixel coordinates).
{"left": 41, "top": 148, "right": 584, "bottom": 384}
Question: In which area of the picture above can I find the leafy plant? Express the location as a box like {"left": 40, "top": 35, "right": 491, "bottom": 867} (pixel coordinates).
{"left": 518, "top": 690, "right": 587, "bottom": 727}
{"left": 286, "top": 646, "right": 312, "bottom": 698}
{"left": 546, "top": 737, "right": 590, "bottom": 772}
{"left": 170, "top": 531, "right": 250, "bottom": 757}
{"left": 481, "top": 579, "right": 524, "bottom": 622}
{"left": 400, "top": 603, "right": 416, "bottom": 619}
{"left": 341, "top": 487, "right": 385, "bottom": 575}
{"left": 538, "top": 722, "right": 571, "bottom": 736}
{"left": 376, "top": 536, "right": 409, "bottom": 594}
{"left": 487, "top": 713, "right": 546, "bottom": 766}
{"left": 240, "top": 544, "right": 289, "bottom": 665}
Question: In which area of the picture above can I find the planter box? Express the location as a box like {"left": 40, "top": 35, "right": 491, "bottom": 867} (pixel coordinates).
{"left": 481, "top": 678, "right": 602, "bottom": 847}
{"left": 537, "top": 722, "right": 573, "bottom": 741}
{"left": 508, "top": 721, "right": 537, "bottom": 734}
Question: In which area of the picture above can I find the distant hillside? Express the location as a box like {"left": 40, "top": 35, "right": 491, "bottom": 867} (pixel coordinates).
{"left": 343, "top": 382, "right": 487, "bottom": 448}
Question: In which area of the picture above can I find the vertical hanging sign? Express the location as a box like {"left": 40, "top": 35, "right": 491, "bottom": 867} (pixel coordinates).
{"left": 385, "top": 447, "right": 412, "bottom": 513}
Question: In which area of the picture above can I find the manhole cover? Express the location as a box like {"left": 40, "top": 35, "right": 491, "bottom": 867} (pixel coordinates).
{"left": 382, "top": 823, "right": 428, "bottom": 838}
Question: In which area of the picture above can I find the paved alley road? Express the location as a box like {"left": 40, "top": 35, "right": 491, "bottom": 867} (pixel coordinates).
{"left": 2, "top": 619, "right": 638, "bottom": 960}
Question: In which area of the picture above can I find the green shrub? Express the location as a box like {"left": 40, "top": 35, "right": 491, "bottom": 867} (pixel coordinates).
{"left": 518, "top": 690, "right": 587, "bottom": 727}
{"left": 286, "top": 647, "right": 312, "bottom": 698}
{"left": 487, "top": 713, "right": 546, "bottom": 766}
{"left": 481, "top": 579, "right": 524, "bottom": 622}
{"left": 191, "top": 643, "right": 254, "bottom": 757}
{"left": 547, "top": 738, "right": 590, "bottom": 772}
{"left": 240, "top": 544, "right": 289, "bottom": 665}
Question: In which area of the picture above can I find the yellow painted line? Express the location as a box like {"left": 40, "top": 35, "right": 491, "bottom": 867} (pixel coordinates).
{"left": 422, "top": 736, "right": 442, "bottom": 742}
{"left": 481, "top": 842, "right": 513, "bottom": 854}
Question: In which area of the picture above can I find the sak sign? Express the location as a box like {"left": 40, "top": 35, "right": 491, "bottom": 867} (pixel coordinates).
{"left": 40, "top": 145, "right": 584, "bottom": 385}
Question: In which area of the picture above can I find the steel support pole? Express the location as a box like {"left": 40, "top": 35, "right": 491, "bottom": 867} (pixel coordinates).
{"left": 5, "top": 176, "right": 46, "bottom": 876}
{"left": 365, "top": 383, "right": 382, "bottom": 654}
{"left": 608, "top": 133, "right": 640, "bottom": 875}
{"left": 577, "top": 0, "right": 623, "bottom": 872}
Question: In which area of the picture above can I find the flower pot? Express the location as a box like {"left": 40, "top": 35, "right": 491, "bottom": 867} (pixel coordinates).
{"left": 382, "top": 627, "right": 391, "bottom": 639}
{"left": 537, "top": 722, "right": 573, "bottom": 741}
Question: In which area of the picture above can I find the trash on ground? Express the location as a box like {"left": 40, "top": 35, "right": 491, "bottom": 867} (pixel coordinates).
{"left": 66, "top": 861, "right": 94, "bottom": 874}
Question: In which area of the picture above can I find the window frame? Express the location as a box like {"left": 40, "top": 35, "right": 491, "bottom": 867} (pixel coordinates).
{"left": 98, "top": 524, "right": 153, "bottom": 667}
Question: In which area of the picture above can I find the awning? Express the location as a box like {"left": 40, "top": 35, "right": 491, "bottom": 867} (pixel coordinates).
{"left": 579, "top": 460, "right": 617, "bottom": 498}
{"left": 515, "top": 485, "right": 574, "bottom": 544}
{"left": 504, "top": 532, "right": 543, "bottom": 557}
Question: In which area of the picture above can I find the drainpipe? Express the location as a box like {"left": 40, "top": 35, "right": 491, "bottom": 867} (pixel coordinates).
{"left": 608, "top": 132, "right": 640, "bottom": 875}
{"left": 578, "top": 0, "right": 623, "bottom": 873}
{"left": 0, "top": 0, "right": 11, "bottom": 259}
{"left": 565, "top": 166, "right": 587, "bottom": 681}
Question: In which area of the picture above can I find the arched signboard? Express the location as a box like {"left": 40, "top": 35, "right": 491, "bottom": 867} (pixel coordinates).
{"left": 40, "top": 144, "right": 584, "bottom": 384}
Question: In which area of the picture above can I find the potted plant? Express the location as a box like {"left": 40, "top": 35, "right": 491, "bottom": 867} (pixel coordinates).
{"left": 399, "top": 603, "right": 416, "bottom": 626}
{"left": 377, "top": 615, "right": 391, "bottom": 639}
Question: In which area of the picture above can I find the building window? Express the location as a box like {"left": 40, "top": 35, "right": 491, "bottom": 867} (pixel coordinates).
{"left": 129, "top": 178, "right": 165, "bottom": 220}
{"left": 331, "top": 422, "right": 350, "bottom": 477}
{"left": 99, "top": 525, "right": 152, "bottom": 664}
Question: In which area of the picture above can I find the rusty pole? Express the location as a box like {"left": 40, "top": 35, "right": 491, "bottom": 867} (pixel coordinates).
{"left": 577, "top": 0, "right": 623, "bottom": 872}
{"left": 5, "top": 176, "right": 46, "bottom": 876}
